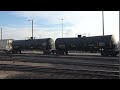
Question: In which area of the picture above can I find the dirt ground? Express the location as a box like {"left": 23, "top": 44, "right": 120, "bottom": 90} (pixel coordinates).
{"left": 0, "top": 59, "right": 88, "bottom": 79}
{"left": 0, "top": 70, "right": 82, "bottom": 79}
{"left": 0, "top": 71, "right": 25, "bottom": 79}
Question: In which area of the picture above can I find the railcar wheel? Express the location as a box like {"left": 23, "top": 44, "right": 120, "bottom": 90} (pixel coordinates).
{"left": 56, "top": 50, "right": 64, "bottom": 55}
{"left": 101, "top": 52, "right": 109, "bottom": 56}
{"left": 43, "top": 50, "right": 51, "bottom": 55}
{"left": 65, "top": 51, "right": 68, "bottom": 55}
{"left": 52, "top": 52, "right": 55, "bottom": 55}
{"left": 111, "top": 53, "right": 117, "bottom": 57}
{"left": 43, "top": 51, "right": 46, "bottom": 54}
{"left": 19, "top": 51, "right": 21, "bottom": 54}
{"left": 101, "top": 53, "right": 105, "bottom": 56}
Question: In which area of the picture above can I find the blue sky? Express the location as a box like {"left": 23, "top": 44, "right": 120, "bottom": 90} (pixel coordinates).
{"left": 0, "top": 11, "right": 119, "bottom": 42}
{"left": 0, "top": 11, "right": 73, "bottom": 28}
{"left": 0, "top": 11, "right": 26, "bottom": 27}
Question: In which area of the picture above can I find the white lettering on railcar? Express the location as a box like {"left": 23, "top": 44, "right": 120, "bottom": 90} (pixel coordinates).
{"left": 42, "top": 42, "right": 46, "bottom": 46}
{"left": 58, "top": 45, "right": 65, "bottom": 48}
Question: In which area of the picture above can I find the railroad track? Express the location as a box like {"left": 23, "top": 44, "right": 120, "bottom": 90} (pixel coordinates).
{"left": 0, "top": 53, "right": 119, "bottom": 63}
{"left": 0, "top": 56, "right": 119, "bottom": 71}
{"left": 0, "top": 53, "right": 119, "bottom": 79}
{"left": 0, "top": 52, "right": 118, "bottom": 61}
{"left": 0, "top": 54, "right": 119, "bottom": 70}
{"left": 0, "top": 64, "right": 119, "bottom": 79}
{"left": 0, "top": 53, "right": 118, "bottom": 65}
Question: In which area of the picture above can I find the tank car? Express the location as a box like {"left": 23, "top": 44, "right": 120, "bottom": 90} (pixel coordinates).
{"left": 55, "top": 35, "right": 119, "bottom": 56}
{"left": 12, "top": 38, "right": 55, "bottom": 54}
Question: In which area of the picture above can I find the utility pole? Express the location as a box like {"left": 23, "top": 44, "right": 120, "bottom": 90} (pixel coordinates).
{"left": 1, "top": 28, "right": 2, "bottom": 40}
{"left": 28, "top": 19, "right": 33, "bottom": 39}
{"left": 102, "top": 11, "right": 104, "bottom": 36}
{"left": 32, "top": 19, "right": 33, "bottom": 39}
{"left": 118, "top": 11, "right": 120, "bottom": 79}
{"left": 61, "top": 18, "right": 63, "bottom": 38}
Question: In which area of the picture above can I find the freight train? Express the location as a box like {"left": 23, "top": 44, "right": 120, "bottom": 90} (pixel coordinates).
{"left": 55, "top": 35, "right": 119, "bottom": 56}
{"left": 0, "top": 35, "right": 119, "bottom": 56}
{"left": 12, "top": 37, "right": 55, "bottom": 54}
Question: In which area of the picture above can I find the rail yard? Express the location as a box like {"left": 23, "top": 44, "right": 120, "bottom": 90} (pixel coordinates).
{"left": 0, "top": 34, "right": 120, "bottom": 79}
{"left": 0, "top": 51, "right": 119, "bottom": 79}
{"left": 0, "top": 11, "right": 119, "bottom": 79}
